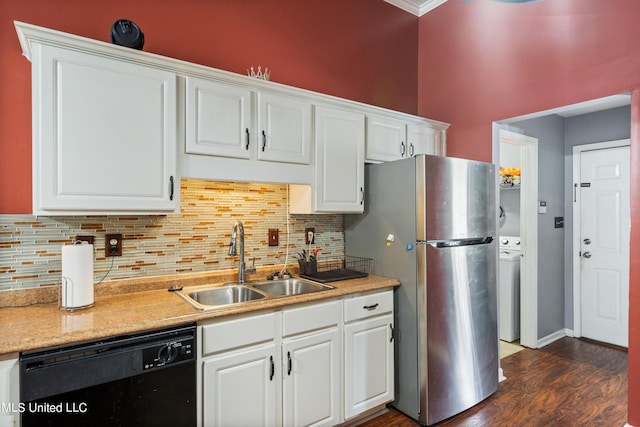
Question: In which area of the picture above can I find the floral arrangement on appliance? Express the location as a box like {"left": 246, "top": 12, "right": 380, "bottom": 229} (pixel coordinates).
{"left": 500, "top": 166, "right": 521, "bottom": 187}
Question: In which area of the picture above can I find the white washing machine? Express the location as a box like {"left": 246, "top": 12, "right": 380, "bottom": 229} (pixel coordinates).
{"left": 499, "top": 236, "right": 521, "bottom": 342}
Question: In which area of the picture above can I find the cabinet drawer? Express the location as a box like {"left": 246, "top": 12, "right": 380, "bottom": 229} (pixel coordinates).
{"left": 282, "top": 300, "right": 341, "bottom": 337}
{"left": 201, "top": 312, "right": 277, "bottom": 356}
{"left": 344, "top": 290, "right": 393, "bottom": 323}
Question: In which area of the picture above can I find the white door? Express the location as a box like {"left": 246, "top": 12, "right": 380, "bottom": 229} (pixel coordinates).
{"left": 579, "top": 145, "right": 630, "bottom": 347}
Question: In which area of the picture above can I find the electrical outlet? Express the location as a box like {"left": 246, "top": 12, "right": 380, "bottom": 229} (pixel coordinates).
{"left": 105, "top": 233, "right": 123, "bottom": 257}
{"left": 268, "top": 229, "right": 279, "bottom": 246}
{"left": 75, "top": 235, "right": 94, "bottom": 245}
{"left": 305, "top": 227, "right": 315, "bottom": 245}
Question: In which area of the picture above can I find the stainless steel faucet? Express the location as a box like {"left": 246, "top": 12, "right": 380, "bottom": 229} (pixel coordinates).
{"left": 228, "top": 221, "right": 255, "bottom": 284}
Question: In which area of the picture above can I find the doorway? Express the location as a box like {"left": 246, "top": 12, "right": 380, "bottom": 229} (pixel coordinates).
{"left": 572, "top": 140, "right": 630, "bottom": 348}
{"left": 492, "top": 93, "right": 631, "bottom": 350}
{"left": 497, "top": 129, "right": 539, "bottom": 350}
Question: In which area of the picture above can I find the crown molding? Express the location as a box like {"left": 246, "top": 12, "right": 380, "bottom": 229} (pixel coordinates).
{"left": 383, "top": 0, "right": 448, "bottom": 16}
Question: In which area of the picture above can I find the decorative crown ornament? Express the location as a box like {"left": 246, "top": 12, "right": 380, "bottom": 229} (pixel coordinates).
{"left": 247, "top": 66, "right": 270, "bottom": 81}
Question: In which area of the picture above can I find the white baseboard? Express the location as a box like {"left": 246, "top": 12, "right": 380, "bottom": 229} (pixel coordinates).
{"left": 537, "top": 329, "right": 568, "bottom": 348}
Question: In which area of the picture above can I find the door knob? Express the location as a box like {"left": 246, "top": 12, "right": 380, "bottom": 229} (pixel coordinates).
{"left": 583, "top": 238, "right": 591, "bottom": 245}
{"left": 583, "top": 251, "right": 592, "bottom": 258}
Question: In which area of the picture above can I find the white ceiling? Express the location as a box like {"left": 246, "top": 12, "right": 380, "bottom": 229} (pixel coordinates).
{"left": 383, "top": 0, "right": 448, "bottom": 16}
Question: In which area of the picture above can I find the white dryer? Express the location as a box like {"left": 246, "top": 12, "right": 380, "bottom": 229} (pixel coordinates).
{"left": 499, "top": 236, "right": 521, "bottom": 342}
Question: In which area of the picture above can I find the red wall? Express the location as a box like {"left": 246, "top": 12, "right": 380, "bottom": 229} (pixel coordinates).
{"left": 417, "top": 0, "right": 640, "bottom": 424}
{"left": 0, "top": 0, "right": 418, "bottom": 214}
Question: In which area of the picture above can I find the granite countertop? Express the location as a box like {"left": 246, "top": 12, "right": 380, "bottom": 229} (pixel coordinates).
{"left": 0, "top": 269, "right": 399, "bottom": 355}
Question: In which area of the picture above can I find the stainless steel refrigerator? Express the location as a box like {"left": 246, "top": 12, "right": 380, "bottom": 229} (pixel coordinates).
{"left": 345, "top": 154, "right": 498, "bottom": 426}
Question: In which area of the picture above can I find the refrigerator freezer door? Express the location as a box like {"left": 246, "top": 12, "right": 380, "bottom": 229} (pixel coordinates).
{"left": 418, "top": 241, "right": 498, "bottom": 425}
{"left": 417, "top": 155, "right": 496, "bottom": 242}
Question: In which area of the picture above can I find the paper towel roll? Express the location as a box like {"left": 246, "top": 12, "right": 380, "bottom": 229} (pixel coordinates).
{"left": 61, "top": 243, "right": 95, "bottom": 310}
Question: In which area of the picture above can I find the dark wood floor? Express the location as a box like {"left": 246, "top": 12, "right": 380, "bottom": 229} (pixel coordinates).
{"left": 360, "top": 337, "right": 627, "bottom": 426}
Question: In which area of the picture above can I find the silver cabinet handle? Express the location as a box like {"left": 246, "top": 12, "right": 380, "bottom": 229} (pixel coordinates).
{"left": 400, "top": 141, "right": 406, "bottom": 157}
{"left": 409, "top": 143, "right": 415, "bottom": 157}
{"left": 245, "top": 128, "right": 250, "bottom": 150}
{"left": 583, "top": 252, "right": 592, "bottom": 258}
{"left": 262, "top": 130, "right": 267, "bottom": 151}
{"left": 583, "top": 238, "right": 591, "bottom": 245}
{"left": 360, "top": 187, "right": 364, "bottom": 205}
{"left": 363, "top": 303, "right": 379, "bottom": 311}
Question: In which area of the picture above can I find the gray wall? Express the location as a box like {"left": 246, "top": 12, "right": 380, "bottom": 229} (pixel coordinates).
{"left": 510, "top": 114, "right": 566, "bottom": 339}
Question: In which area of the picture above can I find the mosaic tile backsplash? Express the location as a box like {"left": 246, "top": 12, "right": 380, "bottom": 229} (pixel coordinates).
{"left": 0, "top": 179, "right": 344, "bottom": 291}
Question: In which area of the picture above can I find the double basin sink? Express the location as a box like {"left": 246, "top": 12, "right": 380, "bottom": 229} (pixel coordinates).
{"left": 176, "top": 277, "right": 335, "bottom": 310}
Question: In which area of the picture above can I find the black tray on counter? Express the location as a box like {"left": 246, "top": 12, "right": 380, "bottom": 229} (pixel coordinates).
{"left": 300, "top": 255, "right": 371, "bottom": 283}
{"left": 301, "top": 270, "right": 368, "bottom": 283}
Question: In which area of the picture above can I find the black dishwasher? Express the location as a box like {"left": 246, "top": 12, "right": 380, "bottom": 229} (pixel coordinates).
{"left": 20, "top": 324, "right": 196, "bottom": 427}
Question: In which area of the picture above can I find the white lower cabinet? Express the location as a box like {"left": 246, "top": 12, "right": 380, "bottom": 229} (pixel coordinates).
{"left": 0, "top": 353, "right": 19, "bottom": 427}
{"left": 343, "top": 290, "right": 395, "bottom": 420}
{"left": 282, "top": 328, "right": 341, "bottom": 427}
{"left": 282, "top": 300, "right": 341, "bottom": 427}
{"left": 200, "top": 311, "right": 279, "bottom": 427}
{"left": 203, "top": 343, "right": 278, "bottom": 426}
{"left": 199, "top": 299, "right": 342, "bottom": 427}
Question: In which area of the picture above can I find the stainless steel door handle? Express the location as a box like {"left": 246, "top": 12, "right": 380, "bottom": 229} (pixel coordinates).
{"left": 583, "top": 251, "right": 592, "bottom": 258}
{"left": 583, "top": 238, "right": 591, "bottom": 245}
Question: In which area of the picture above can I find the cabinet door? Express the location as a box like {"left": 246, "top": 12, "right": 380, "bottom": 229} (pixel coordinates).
{"left": 344, "top": 314, "right": 394, "bottom": 420}
{"left": 408, "top": 123, "right": 447, "bottom": 156}
{"left": 203, "top": 344, "right": 278, "bottom": 427}
{"left": 283, "top": 328, "right": 341, "bottom": 427}
{"left": 33, "top": 44, "right": 177, "bottom": 214}
{"left": 257, "top": 92, "right": 311, "bottom": 164}
{"left": 0, "top": 354, "right": 19, "bottom": 427}
{"left": 366, "top": 114, "right": 407, "bottom": 162}
{"left": 314, "top": 106, "right": 365, "bottom": 213}
{"left": 185, "top": 76, "right": 252, "bottom": 159}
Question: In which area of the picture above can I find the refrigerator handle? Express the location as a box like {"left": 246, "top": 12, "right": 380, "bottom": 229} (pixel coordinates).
{"left": 419, "top": 237, "right": 493, "bottom": 248}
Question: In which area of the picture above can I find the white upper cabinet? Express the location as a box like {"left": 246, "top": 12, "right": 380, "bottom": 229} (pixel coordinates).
{"left": 366, "top": 114, "right": 408, "bottom": 162}
{"left": 257, "top": 92, "right": 311, "bottom": 164}
{"left": 366, "top": 114, "right": 449, "bottom": 163}
{"left": 185, "top": 78, "right": 310, "bottom": 165}
{"left": 408, "top": 122, "right": 446, "bottom": 157}
{"left": 312, "top": 106, "right": 365, "bottom": 213}
{"left": 16, "top": 22, "right": 449, "bottom": 215}
{"left": 31, "top": 43, "right": 178, "bottom": 215}
{"left": 185, "top": 77, "right": 252, "bottom": 159}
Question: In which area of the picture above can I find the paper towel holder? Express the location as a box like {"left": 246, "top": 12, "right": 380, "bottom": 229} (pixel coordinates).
{"left": 59, "top": 240, "right": 96, "bottom": 312}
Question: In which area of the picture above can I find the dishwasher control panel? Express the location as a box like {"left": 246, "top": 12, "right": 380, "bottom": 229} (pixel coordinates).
{"left": 142, "top": 335, "right": 195, "bottom": 370}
